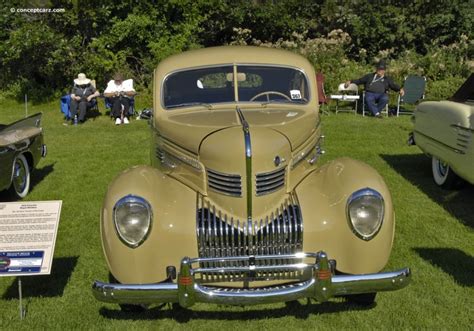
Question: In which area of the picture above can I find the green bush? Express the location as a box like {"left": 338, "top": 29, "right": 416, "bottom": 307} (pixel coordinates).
{"left": 0, "top": 0, "right": 471, "bottom": 102}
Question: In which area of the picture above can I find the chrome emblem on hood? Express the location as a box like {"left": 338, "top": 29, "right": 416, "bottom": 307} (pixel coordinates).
{"left": 274, "top": 156, "right": 286, "bottom": 167}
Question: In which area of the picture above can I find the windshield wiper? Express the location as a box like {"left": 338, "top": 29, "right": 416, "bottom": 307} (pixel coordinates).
{"left": 166, "top": 102, "right": 213, "bottom": 110}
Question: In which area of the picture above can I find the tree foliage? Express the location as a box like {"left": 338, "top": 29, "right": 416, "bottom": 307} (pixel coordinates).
{"left": 0, "top": 0, "right": 472, "bottom": 101}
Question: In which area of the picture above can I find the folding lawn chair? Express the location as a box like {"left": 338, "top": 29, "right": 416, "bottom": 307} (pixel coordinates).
{"left": 396, "top": 75, "right": 426, "bottom": 116}
{"left": 60, "top": 94, "right": 99, "bottom": 120}
{"left": 362, "top": 90, "right": 389, "bottom": 117}
{"left": 331, "top": 83, "right": 360, "bottom": 114}
{"left": 60, "top": 94, "right": 72, "bottom": 119}
{"left": 104, "top": 96, "right": 136, "bottom": 118}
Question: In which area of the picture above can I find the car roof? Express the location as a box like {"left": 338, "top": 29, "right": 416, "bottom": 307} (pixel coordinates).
{"left": 156, "top": 46, "right": 312, "bottom": 74}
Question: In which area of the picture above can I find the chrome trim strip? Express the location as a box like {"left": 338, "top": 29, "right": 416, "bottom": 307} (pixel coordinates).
{"left": 208, "top": 180, "right": 242, "bottom": 188}
{"left": 256, "top": 168, "right": 286, "bottom": 181}
{"left": 256, "top": 167, "right": 286, "bottom": 196}
{"left": 450, "top": 124, "right": 474, "bottom": 133}
{"left": 414, "top": 130, "right": 466, "bottom": 155}
{"left": 207, "top": 168, "right": 242, "bottom": 197}
{"left": 208, "top": 184, "right": 242, "bottom": 194}
{"left": 256, "top": 179, "right": 285, "bottom": 194}
{"left": 207, "top": 170, "right": 241, "bottom": 181}
{"left": 236, "top": 106, "right": 252, "bottom": 219}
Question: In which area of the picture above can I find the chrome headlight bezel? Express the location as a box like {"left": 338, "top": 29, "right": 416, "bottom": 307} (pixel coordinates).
{"left": 346, "top": 188, "right": 385, "bottom": 241}
{"left": 113, "top": 195, "right": 153, "bottom": 248}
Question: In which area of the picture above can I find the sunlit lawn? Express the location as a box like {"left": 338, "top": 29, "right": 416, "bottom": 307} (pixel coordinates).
{"left": 0, "top": 96, "right": 472, "bottom": 329}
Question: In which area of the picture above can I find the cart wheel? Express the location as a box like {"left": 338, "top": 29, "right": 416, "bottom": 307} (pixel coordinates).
{"left": 431, "top": 156, "right": 462, "bottom": 189}
{"left": 8, "top": 154, "right": 30, "bottom": 199}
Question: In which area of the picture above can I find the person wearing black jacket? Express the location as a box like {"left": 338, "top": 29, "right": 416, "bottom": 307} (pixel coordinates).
{"left": 345, "top": 60, "right": 404, "bottom": 118}
{"left": 70, "top": 73, "right": 100, "bottom": 124}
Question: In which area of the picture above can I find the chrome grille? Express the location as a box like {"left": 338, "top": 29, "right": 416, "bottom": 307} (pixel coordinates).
{"left": 207, "top": 168, "right": 242, "bottom": 197}
{"left": 256, "top": 167, "right": 286, "bottom": 195}
{"left": 196, "top": 194, "right": 303, "bottom": 283}
{"left": 156, "top": 148, "right": 176, "bottom": 169}
{"left": 456, "top": 129, "right": 472, "bottom": 154}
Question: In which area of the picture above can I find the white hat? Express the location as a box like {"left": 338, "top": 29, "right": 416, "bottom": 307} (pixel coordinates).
{"left": 74, "top": 73, "right": 91, "bottom": 85}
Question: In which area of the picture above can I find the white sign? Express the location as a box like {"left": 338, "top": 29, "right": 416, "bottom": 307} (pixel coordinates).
{"left": 0, "top": 201, "right": 62, "bottom": 277}
{"left": 290, "top": 89, "right": 302, "bottom": 100}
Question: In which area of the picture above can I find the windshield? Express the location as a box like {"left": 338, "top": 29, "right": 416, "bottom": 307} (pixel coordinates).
{"left": 163, "top": 65, "right": 309, "bottom": 109}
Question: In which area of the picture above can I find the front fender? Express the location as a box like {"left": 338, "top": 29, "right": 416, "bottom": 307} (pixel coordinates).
{"left": 296, "top": 157, "right": 394, "bottom": 274}
{"left": 101, "top": 165, "right": 197, "bottom": 284}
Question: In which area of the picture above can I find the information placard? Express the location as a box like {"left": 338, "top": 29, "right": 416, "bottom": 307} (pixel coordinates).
{"left": 0, "top": 201, "right": 62, "bottom": 277}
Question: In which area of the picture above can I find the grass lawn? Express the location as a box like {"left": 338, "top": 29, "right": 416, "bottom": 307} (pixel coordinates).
{"left": 0, "top": 97, "right": 473, "bottom": 330}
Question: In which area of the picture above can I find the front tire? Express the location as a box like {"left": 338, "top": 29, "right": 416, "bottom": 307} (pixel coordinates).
{"left": 8, "top": 154, "right": 30, "bottom": 199}
{"left": 431, "top": 156, "right": 461, "bottom": 189}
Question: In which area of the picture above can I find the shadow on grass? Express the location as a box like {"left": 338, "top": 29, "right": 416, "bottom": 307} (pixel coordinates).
{"left": 99, "top": 299, "right": 374, "bottom": 322}
{"left": 414, "top": 248, "right": 473, "bottom": 287}
{"left": 86, "top": 108, "right": 102, "bottom": 121}
{"left": 30, "top": 163, "right": 55, "bottom": 191}
{"left": 380, "top": 153, "right": 474, "bottom": 229}
{"left": 2, "top": 256, "right": 78, "bottom": 299}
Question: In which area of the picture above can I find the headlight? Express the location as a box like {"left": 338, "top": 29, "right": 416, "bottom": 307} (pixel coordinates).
{"left": 113, "top": 195, "right": 153, "bottom": 248}
{"left": 346, "top": 188, "right": 384, "bottom": 241}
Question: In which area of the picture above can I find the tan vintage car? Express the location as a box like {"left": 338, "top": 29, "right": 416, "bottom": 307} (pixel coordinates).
{"left": 410, "top": 74, "right": 474, "bottom": 188}
{"left": 93, "top": 46, "right": 410, "bottom": 310}
{"left": 0, "top": 113, "right": 47, "bottom": 199}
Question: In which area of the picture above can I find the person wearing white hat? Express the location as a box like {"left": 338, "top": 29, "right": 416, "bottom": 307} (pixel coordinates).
{"left": 70, "top": 73, "right": 100, "bottom": 124}
{"left": 104, "top": 73, "right": 136, "bottom": 125}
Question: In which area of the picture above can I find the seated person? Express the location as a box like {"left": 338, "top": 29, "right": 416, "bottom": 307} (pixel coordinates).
{"left": 103, "top": 73, "right": 136, "bottom": 125}
{"left": 70, "top": 73, "right": 100, "bottom": 124}
{"left": 345, "top": 60, "right": 404, "bottom": 118}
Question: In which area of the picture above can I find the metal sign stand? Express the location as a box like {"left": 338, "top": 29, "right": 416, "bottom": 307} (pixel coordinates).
{"left": 24, "top": 94, "right": 28, "bottom": 118}
{"left": 18, "top": 277, "right": 26, "bottom": 320}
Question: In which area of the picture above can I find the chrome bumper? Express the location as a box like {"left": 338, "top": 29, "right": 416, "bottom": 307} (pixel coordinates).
{"left": 92, "top": 251, "right": 411, "bottom": 307}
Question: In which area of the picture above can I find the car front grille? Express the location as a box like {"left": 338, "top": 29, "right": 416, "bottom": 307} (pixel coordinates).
{"left": 256, "top": 167, "right": 286, "bottom": 195}
{"left": 196, "top": 193, "right": 303, "bottom": 283}
{"left": 207, "top": 168, "right": 242, "bottom": 197}
{"left": 207, "top": 167, "right": 286, "bottom": 197}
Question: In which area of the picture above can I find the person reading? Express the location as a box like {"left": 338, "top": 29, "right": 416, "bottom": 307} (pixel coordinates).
{"left": 104, "top": 73, "right": 136, "bottom": 125}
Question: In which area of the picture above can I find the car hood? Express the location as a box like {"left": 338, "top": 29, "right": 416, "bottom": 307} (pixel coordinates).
{"left": 156, "top": 106, "right": 318, "bottom": 154}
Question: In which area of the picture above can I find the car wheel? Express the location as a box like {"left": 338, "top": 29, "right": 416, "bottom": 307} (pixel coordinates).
{"left": 431, "top": 156, "right": 461, "bottom": 189}
{"left": 344, "top": 292, "right": 376, "bottom": 306}
{"left": 8, "top": 154, "right": 30, "bottom": 199}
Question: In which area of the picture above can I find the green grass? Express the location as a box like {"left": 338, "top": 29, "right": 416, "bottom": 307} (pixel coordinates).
{"left": 0, "top": 97, "right": 473, "bottom": 330}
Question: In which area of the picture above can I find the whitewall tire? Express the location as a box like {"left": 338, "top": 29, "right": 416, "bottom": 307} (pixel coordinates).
{"left": 8, "top": 154, "right": 30, "bottom": 199}
{"left": 431, "top": 156, "right": 459, "bottom": 189}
